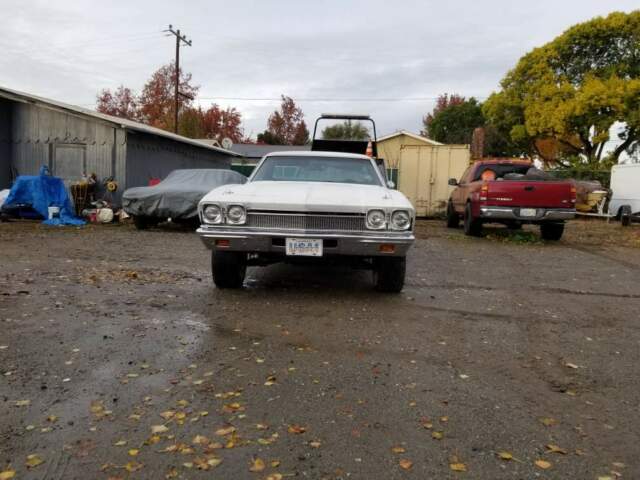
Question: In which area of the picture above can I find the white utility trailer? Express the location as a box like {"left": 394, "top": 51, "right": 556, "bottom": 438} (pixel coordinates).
{"left": 608, "top": 163, "right": 640, "bottom": 226}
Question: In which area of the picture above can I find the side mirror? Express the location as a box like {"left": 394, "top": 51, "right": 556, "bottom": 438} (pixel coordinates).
{"left": 448, "top": 178, "right": 458, "bottom": 186}
{"left": 386, "top": 180, "right": 395, "bottom": 189}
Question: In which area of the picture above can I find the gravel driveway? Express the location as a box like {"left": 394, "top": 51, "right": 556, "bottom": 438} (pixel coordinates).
{"left": 1, "top": 219, "right": 639, "bottom": 479}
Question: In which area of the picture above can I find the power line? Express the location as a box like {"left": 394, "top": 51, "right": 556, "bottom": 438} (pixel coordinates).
{"left": 196, "top": 96, "right": 488, "bottom": 102}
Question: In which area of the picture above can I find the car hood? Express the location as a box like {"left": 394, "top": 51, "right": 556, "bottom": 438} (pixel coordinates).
{"left": 200, "top": 181, "right": 414, "bottom": 214}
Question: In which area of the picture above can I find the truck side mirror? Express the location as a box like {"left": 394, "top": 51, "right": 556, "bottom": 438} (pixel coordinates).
{"left": 448, "top": 178, "right": 458, "bottom": 186}
{"left": 387, "top": 180, "right": 395, "bottom": 189}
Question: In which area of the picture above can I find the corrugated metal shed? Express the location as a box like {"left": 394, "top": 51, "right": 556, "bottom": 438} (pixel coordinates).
{"left": 0, "top": 86, "right": 240, "bottom": 202}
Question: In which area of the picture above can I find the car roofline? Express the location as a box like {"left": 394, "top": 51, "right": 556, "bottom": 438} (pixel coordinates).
{"left": 263, "top": 150, "right": 372, "bottom": 160}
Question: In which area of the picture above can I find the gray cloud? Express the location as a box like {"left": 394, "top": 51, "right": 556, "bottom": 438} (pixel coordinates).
{"left": 2, "top": 0, "right": 638, "bottom": 138}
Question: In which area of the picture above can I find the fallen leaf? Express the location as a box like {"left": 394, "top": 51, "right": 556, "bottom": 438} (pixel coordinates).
{"left": 207, "top": 458, "right": 222, "bottom": 468}
{"left": 249, "top": 458, "right": 266, "bottom": 472}
{"left": 399, "top": 459, "right": 413, "bottom": 470}
{"left": 215, "top": 426, "right": 236, "bottom": 436}
{"left": 440, "top": 416, "right": 449, "bottom": 423}
{"left": 25, "top": 454, "right": 44, "bottom": 468}
{"left": 598, "top": 476, "right": 613, "bottom": 480}
{"left": 271, "top": 460, "right": 281, "bottom": 467}
{"left": 193, "top": 379, "right": 204, "bottom": 385}
{"left": 535, "top": 459, "right": 552, "bottom": 470}
{"left": 192, "top": 435, "right": 209, "bottom": 445}
{"left": 124, "top": 461, "right": 143, "bottom": 472}
{"left": 266, "top": 475, "right": 283, "bottom": 480}
{"left": 25, "top": 425, "right": 35, "bottom": 431}
{"left": 15, "top": 400, "right": 30, "bottom": 407}
{"left": 177, "top": 399, "right": 189, "bottom": 407}
{"left": 160, "top": 411, "right": 176, "bottom": 420}
{"left": 151, "top": 425, "right": 169, "bottom": 434}
{"left": 565, "top": 363, "right": 579, "bottom": 369}
{"left": 432, "top": 431, "right": 443, "bottom": 440}
{"left": 264, "top": 376, "right": 277, "bottom": 386}
{"left": 147, "top": 435, "right": 161, "bottom": 445}
{"left": 0, "top": 468, "right": 16, "bottom": 480}
{"left": 288, "top": 424, "right": 307, "bottom": 434}
{"left": 114, "top": 440, "right": 127, "bottom": 446}
{"left": 540, "top": 417, "right": 557, "bottom": 427}
{"left": 47, "top": 415, "right": 58, "bottom": 423}
{"left": 391, "top": 446, "right": 406, "bottom": 454}
{"left": 256, "top": 423, "right": 269, "bottom": 430}
{"left": 450, "top": 462, "right": 467, "bottom": 472}
{"left": 309, "top": 440, "right": 322, "bottom": 448}
{"left": 546, "top": 444, "right": 568, "bottom": 455}
{"left": 498, "top": 451, "right": 513, "bottom": 461}
{"left": 128, "top": 449, "right": 139, "bottom": 457}
{"left": 165, "top": 467, "right": 178, "bottom": 478}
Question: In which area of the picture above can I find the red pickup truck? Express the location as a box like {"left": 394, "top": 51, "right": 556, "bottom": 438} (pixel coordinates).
{"left": 446, "top": 159, "right": 576, "bottom": 240}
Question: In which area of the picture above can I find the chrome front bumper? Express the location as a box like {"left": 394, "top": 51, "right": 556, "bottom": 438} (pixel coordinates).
{"left": 197, "top": 227, "right": 414, "bottom": 257}
{"left": 479, "top": 206, "right": 576, "bottom": 221}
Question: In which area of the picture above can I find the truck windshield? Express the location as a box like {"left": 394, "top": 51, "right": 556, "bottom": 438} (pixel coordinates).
{"left": 251, "top": 156, "right": 382, "bottom": 186}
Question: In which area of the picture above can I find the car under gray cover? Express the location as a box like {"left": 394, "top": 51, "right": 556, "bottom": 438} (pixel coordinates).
{"left": 122, "top": 169, "right": 247, "bottom": 222}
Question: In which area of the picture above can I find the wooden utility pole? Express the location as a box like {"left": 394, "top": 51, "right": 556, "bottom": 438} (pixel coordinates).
{"left": 165, "top": 25, "right": 192, "bottom": 133}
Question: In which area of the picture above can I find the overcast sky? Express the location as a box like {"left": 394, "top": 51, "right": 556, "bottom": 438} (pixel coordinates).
{"left": 2, "top": 1, "right": 638, "bottom": 140}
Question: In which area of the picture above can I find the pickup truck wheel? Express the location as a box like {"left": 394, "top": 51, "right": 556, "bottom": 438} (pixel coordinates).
{"left": 463, "top": 203, "right": 482, "bottom": 237}
{"left": 540, "top": 222, "right": 564, "bottom": 241}
{"left": 620, "top": 205, "right": 632, "bottom": 227}
{"left": 446, "top": 200, "right": 459, "bottom": 228}
{"left": 211, "top": 251, "right": 247, "bottom": 289}
{"left": 373, "top": 257, "right": 406, "bottom": 293}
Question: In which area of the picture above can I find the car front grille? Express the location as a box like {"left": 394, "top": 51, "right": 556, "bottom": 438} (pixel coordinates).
{"left": 245, "top": 211, "right": 367, "bottom": 232}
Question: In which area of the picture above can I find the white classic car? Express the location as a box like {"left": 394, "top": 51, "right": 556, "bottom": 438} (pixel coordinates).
{"left": 197, "top": 150, "right": 415, "bottom": 292}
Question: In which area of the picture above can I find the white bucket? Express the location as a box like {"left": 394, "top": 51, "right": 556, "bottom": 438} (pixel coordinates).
{"left": 47, "top": 206, "right": 60, "bottom": 220}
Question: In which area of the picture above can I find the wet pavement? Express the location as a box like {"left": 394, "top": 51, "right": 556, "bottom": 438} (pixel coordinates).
{"left": 1, "top": 220, "right": 639, "bottom": 479}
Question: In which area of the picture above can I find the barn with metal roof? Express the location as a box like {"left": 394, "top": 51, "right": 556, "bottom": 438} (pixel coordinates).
{"left": 0, "top": 86, "right": 240, "bottom": 202}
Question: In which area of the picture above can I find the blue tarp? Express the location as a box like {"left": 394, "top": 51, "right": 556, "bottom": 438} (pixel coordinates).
{"left": 4, "top": 166, "right": 85, "bottom": 226}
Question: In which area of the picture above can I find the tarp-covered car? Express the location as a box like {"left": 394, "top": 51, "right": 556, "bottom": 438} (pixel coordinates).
{"left": 123, "top": 169, "right": 247, "bottom": 229}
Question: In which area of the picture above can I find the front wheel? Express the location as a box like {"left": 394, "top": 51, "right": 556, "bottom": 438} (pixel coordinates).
{"left": 540, "top": 222, "right": 565, "bottom": 241}
{"left": 620, "top": 206, "right": 632, "bottom": 227}
{"left": 446, "top": 200, "right": 459, "bottom": 228}
{"left": 373, "top": 256, "right": 406, "bottom": 293}
{"left": 463, "top": 203, "right": 482, "bottom": 237}
{"left": 212, "top": 251, "right": 247, "bottom": 289}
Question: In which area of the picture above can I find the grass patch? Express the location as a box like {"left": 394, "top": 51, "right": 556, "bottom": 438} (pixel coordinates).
{"left": 485, "top": 229, "right": 543, "bottom": 245}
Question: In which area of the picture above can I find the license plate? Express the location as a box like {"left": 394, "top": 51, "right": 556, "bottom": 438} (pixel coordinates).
{"left": 520, "top": 208, "right": 537, "bottom": 217}
{"left": 285, "top": 238, "right": 323, "bottom": 257}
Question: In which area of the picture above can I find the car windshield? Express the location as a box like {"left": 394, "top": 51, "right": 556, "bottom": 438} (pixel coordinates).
{"left": 251, "top": 156, "right": 382, "bottom": 186}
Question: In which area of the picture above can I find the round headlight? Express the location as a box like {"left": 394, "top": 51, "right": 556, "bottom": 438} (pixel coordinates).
{"left": 391, "top": 210, "right": 411, "bottom": 230}
{"left": 226, "top": 205, "right": 246, "bottom": 224}
{"left": 366, "top": 209, "right": 386, "bottom": 230}
{"left": 203, "top": 204, "right": 222, "bottom": 224}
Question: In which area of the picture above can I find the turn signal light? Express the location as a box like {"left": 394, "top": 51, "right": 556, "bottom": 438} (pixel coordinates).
{"left": 480, "top": 183, "right": 489, "bottom": 201}
{"left": 379, "top": 244, "right": 395, "bottom": 253}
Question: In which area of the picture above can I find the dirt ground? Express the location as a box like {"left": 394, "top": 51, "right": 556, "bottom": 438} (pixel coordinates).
{"left": 1, "top": 218, "right": 639, "bottom": 479}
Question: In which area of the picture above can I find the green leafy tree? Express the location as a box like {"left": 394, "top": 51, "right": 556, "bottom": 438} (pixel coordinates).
{"left": 422, "top": 95, "right": 484, "bottom": 144}
{"left": 322, "top": 120, "right": 370, "bottom": 140}
{"left": 483, "top": 11, "right": 640, "bottom": 166}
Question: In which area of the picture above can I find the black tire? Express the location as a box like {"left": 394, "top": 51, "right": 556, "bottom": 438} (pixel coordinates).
{"left": 463, "top": 203, "right": 482, "bottom": 237}
{"left": 540, "top": 222, "right": 564, "bottom": 241}
{"left": 212, "top": 250, "right": 247, "bottom": 289}
{"left": 133, "top": 215, "right": 149, "bottom": 230}
{"left": 446, "top": 200, "right": 459, "bottom": 228}
{"left": 373, "top": 256, "right": 406, "bottom": 293}
{"left": 620, "top": 206, "right": 632, "bottom": 227}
